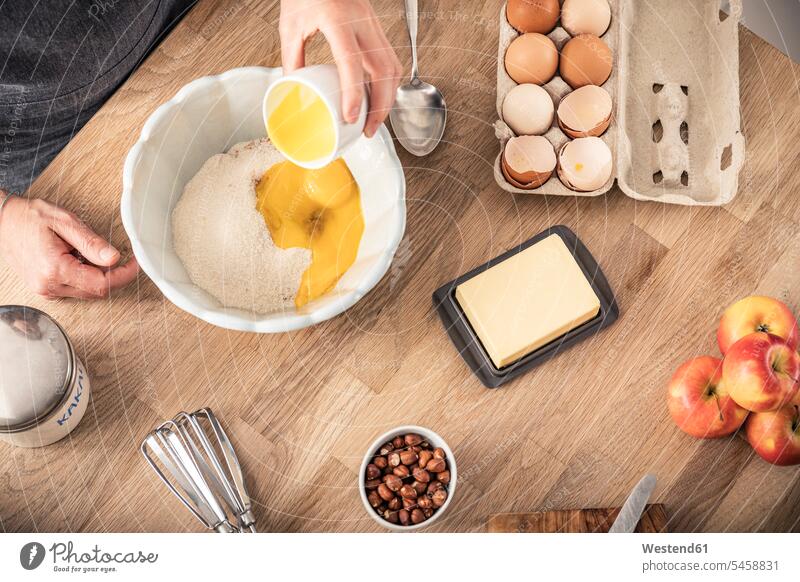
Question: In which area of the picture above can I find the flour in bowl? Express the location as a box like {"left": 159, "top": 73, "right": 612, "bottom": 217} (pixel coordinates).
{"left": 172, "top": 138, "right": 311, "bottom": 314}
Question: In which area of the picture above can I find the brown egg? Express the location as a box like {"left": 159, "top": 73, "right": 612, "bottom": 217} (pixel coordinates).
{"left": 501, "top": 135, "right": 556, "bottom": 189}
{"left": 559, "top": 34, "right": 612, "bottom": 89}
{"left": 506, "top": 0, "right": 560, "bottom": 34}
{"left": 504, "top": 33, "right": 559, "bottom": 85}
{"left": 557, "top": 85, "right": 613, "bottom": 138}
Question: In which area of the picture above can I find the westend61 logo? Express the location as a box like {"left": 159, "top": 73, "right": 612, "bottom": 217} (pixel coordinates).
{"left": 19, "top": 541, "right": 158, "bottom": 574}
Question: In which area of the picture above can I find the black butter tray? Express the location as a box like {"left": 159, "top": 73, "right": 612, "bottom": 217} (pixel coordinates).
{"left": 432, "top": 225, "right": 619, "bottom": 388}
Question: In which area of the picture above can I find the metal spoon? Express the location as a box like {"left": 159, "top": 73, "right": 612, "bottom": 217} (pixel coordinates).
{"left": 390, "top": 0, "right": 446, "bottom": 156}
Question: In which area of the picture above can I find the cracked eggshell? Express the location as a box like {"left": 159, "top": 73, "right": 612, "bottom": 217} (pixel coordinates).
{"left": 557, "top": 85, "right": 613, "bottom": 138}
{"left": 557, "top": 137, "right": 613, "bottom": 192}
{"left": 501, "top": 135, "right": 557, "bottom": 189}
{"left": 502, "top": 84, "right": 555, "bottom": 136}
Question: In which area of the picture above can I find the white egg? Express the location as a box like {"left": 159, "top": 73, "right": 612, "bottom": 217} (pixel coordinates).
{"left": 557, "top": 137, "right": 613, "bottom": 192}
{"left": 502, "top": 84, "right": 555, "bottom": 136}
{"left": 561, "top": 0, "right": 612, "bottom": 37}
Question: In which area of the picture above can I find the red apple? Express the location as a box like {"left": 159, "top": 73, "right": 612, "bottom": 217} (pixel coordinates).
{"left": 717, "top": 295, "right": 798, "bottom": 355}
{"left": 746, "top": 405, "right": 800, "bottom": 465}
{"left": 723, "top": 332, "right": 800, "bottom": 412}
{"left": 668, "top": 356, "right": 748, "bottom": 438}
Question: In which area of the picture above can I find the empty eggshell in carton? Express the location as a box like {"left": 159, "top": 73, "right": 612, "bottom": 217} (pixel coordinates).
{"left": 557, "top": 85, "right": 613, "bottom": 138}
{"left": 502, "top": 135, "right": 557, "bottom": 189}
{"left": 557, "top": 137, "right": 613, "bottom": 192}
{"left": 493, "top": 0, "right": 745, "bottom": 205}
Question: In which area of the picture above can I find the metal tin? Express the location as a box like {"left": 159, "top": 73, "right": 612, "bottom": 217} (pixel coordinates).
{"left": 0, "top": 306, "right": 91, "bottom": 447}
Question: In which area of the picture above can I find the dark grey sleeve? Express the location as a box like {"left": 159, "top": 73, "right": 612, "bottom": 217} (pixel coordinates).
{"left": 0, "top": 0, "right": 195, "bottom": 194}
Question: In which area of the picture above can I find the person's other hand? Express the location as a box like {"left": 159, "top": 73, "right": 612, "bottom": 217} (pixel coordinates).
{"left": 280, "top": 0, "right": 403, "bottom": 137}
{"left": 0, "top": 196, "right": 138, "bottom": 299}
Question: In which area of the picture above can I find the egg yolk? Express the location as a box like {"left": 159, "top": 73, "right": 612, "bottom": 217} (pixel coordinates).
{"left": 266, "top": 81, "right": 336, "bottom": 164}
{"left": 255, "top": 160, "right": 363, "bottom": 307}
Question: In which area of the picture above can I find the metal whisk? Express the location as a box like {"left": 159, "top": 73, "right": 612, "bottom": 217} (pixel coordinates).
{"left": 141, "top": 408, "right": 256, "bottom": 533}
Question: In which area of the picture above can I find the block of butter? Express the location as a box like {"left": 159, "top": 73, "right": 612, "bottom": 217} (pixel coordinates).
{"left": 455, "top": 234, "right": 601, "bottom": 369}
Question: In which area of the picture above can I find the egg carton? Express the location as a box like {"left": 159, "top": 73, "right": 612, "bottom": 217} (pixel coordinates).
{"left": 494, "top": 0, "right": 745, "bottom": 206}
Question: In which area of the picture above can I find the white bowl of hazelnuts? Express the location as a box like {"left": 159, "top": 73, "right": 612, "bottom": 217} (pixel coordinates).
{"left": 359, "top": 425, "right": 457, "bottom": 531}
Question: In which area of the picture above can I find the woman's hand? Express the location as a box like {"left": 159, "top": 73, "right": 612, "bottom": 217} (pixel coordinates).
{"left": 0, "top": 196, "right": 138, "bottom": 299}
{"left": 279, "top": 0, "right": 403, "bottom": 137}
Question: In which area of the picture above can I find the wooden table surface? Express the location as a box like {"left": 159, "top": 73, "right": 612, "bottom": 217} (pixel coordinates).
{"left": 1, "top": 0, "right": 799, "bottom": 533}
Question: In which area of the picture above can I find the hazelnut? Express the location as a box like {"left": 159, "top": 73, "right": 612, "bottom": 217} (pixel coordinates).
{"left": 423, "top": 507, "right": 434, "bottom": 519}
{"left": 413, "top": 467, "right": 431, "bottom": 483}
{"left": 392, "top": 465, "right": 411, "bottom": 479}
{"left": 433, "top": 447, "right": 446, "bottom": 459}
{"left": 436, "top": 470, "right": 450, "bottom": 485}
{"left": 388, "top": 452, "right": 401, "bottom": 467}
{"left": 379, "top": 442, "right": 394, "bottom": 455}
{"left": 418, "top": 496, "right": 433, "bottom": 510}
{"left": 366, "top": 464, "right": 381, "bottom": 480}
{"left": 384, "top": 510, "right": 399, "bottom": 524}
{"left": 432, "top": 488, "right": 448, "bottom": 508}
{"left": 377, "top": 484, "right": 395, "bottom": 502}
{"left": 399, "top": 484, "right": 418, "bottom": 499}
{"left": 385, "top": 474, "right": 402, "bottom": 492}
{"left": 399, "top": 509, "right": 411, "bottom": 526}
{"left": 412, "top": 480, "right": 428, "bottom": 495}
{"left": 418, "top": 450, "right": 433, "bottom": 469}
{"left": 374, "top": 456, "right": 388, "bottom": 470}
{"left": 405, "top": 434, "right": 423, "bottom": 446}
{"left": 368, "top": 491, "right": 382, "bottom": 508}
{"left": 427, "top": 480, "right": 444, "bottom": 494}
{"left": 399, "top": 450, "right": 419, "bottom": 465}
{"left": 392, "top": 436, "right": 405, "bottom": 449}
{"left": 365, "top": 479, "right": 381, "bottom": 490}
{"left": 426, "top": 458, "right": 446, "bottom": 473}
{"left": 388, "top": 496, "right": 402, "bottom": 511}
{"left": 402, "top": 497, "right": 418, "bottom": 510}
{"left": 411, "top": 508, "right": 425, "bottom": 524}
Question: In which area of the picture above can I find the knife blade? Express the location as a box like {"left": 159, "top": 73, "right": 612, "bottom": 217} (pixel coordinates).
{"left": 608, "top": 474, "right": 657, "bottom": 533}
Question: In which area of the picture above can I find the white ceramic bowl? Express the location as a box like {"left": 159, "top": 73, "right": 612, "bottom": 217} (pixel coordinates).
{"left": 359, "top": 425, "right": 457, "bottom": 531}
{"left": 121, "top": 67, "right": 406, "bottom": 333}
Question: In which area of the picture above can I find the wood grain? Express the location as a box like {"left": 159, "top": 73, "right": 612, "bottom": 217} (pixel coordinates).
{"left": 0, "top": 0, "right": 799, "bottom": 533}
{"left": 487, "top": 504, "right": 668, "bottom": 533}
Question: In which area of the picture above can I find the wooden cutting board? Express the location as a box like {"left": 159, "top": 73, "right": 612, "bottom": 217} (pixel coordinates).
{"left": 487, "top": 504, "right": 668, "bottom": 533}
